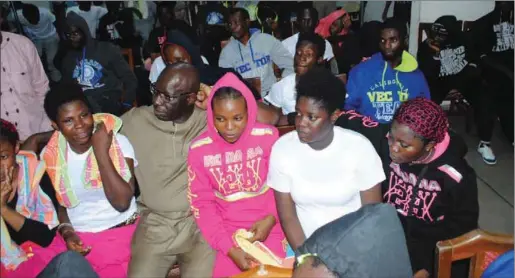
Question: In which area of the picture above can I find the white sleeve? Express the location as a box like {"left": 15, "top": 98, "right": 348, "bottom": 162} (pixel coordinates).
{"left": 324, "top": 40, "right": 334, "bottom": 61}
{"left": 356, "top": 137, "right": 386, "bottom": 191}
{"left": 97, "top": 6, "right": 108, "bottom": 19}
{"left": 266, "top": 144, "right": 292, "bottom": 193}
{"left": 149, "top": 57, "right": 164, "bottom": 83}
{"left": 115, "top": 134, "right": 138, "bottom": 167}
{"left": 264, "top": 81, "right": 284, "bottom": 110}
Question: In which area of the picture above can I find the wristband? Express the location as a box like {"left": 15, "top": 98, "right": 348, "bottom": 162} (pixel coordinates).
{"left": 57, "top": 223, "right": 73, "bottom": 233}
{"left": 287, "top": 112, "right": 296, "bottom": 126}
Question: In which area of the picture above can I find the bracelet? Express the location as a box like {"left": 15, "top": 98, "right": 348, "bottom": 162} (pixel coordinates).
{"left": 61, "top": 229, "right": 75, "bottom": 238}
{"left": 57, "top": 223, "right": 73, "bottom": 233}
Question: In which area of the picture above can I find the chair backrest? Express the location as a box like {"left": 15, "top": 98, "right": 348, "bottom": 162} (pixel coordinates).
{"left": 435, "top": 229, "right": 514, "bottom": 278}
{"left": 278, "top": 125, "right": 295, "bottom": 136}
{"left": 335, "top": 73, "right": 347, "bottom": 85}
{"left": 231, "top": 265, "right": 292, "bottom": 278}
{"left": 221, "top": 40, "right": 230, "bottom": 49}
{"left": 121, "top": 48, "right": 134, "bottom": 72}
{"left": 244, "top": 77, "right": 262, "bottom": 95}
{"left": 150, "top": 52, "right": 161, "bottom": 63}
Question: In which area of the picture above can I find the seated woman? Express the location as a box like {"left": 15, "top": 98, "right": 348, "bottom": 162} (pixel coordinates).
{"left": 0, "top": 119, "right": 59, "bottom": 277}
{"left": 268, "top": 67, "right": 386, "bottom": 250}
{"left": 188, "top": 72, "right": 286, "bottom": 277}
{"left": 384, "top": 97, "right": 479, "bottom": 278}
{"left": 38, "top": 82, "right": 139, "bottom": 277}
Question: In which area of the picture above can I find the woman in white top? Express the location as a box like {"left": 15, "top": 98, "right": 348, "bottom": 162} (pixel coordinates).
{"left": 267, "top": 68, "right": 386, "bottom": 250}
{"left": 38, "top": 82, "right": 138, "bottom": 277}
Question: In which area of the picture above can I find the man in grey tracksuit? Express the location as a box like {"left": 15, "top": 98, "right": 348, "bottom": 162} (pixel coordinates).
{"left": 219, "top": 8, "right": 294, "bottom": 97}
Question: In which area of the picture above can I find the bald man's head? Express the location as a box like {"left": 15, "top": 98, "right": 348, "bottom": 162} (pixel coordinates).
{"left": 153, "top": 63, "right": 200, "bottom": 122}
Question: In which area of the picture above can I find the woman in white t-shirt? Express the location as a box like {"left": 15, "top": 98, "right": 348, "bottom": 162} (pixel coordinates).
{"left": 38, "top": 83, "right": 138, "bottom": 277}
{"left": 267, "top": 68, "right": 386, "bottom": 250}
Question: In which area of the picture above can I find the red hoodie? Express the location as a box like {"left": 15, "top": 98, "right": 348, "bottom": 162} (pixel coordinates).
{"left": 187, "top": 73, "right": 284, "bottom": 257}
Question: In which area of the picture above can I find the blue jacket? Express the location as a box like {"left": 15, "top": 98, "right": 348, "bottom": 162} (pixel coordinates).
{"left": 344, "top": 51, "right": 431, "bottom": 123}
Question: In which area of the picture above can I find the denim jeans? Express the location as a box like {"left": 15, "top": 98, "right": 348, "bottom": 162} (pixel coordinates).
{"left": 37, "top": 251, "right": 98, "bottom": 278}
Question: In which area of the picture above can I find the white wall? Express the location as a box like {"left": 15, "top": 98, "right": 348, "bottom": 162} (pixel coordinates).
{"left": 419, "top": 1, "right": 495, "bottom": 23}
{"left": 409, "top": 1, "right": 496, "bottom": 55}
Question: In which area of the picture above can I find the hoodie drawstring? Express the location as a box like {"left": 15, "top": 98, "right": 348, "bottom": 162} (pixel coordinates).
{"left": 237, "top": 39, "right": 256, "bottom": 64}
{"left": 381, "top": 62, "right": 405, "bottom": 93}
{"left": 76, "top": 47, "right": 87, "bottom": 83}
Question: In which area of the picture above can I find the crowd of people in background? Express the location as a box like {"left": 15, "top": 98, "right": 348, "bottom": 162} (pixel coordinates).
{"left": 0, "top": 1, "right": 513, "bottom": 278}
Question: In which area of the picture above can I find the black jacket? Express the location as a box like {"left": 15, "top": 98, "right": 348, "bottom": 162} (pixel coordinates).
{"left": 61, "top": 12, "right": 138, "bottom": 107}
{"left": 417, "top": 15, "right": 478, "bottom": 79}
{"left": 382, "top": 132, "right": 479, "bottom": 274}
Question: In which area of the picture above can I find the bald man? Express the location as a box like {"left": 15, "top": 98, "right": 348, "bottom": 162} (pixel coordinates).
{"left": 20, "top": 63, "right": 284, "bottom": 277}
{"left": 121, "top": 63, "right": 215, "bottom": 277}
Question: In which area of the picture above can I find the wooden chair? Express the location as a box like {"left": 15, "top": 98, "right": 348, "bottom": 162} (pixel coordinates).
{"left": 435, "top": 229, "right": 514, "bottom": 278}
{"left": 150, "top": 52, "right": 161, "bottom": 63}
{"left": 121, "top": 48, "right": 134, "bottom": 72}
{"left": 232, "top": 265, "right": 293, "bottom": 278}
{"left": 335, "top": 73, "right": 347, "bottom": 85}
{"left": 244, "top": 77, "right": 262, "bottom": 96}
{"left": 221, "top": 40, "right": 230, "bottom": 49}
{"left": 120, "top": 48, "right": 137, "bottom": 107}
{"left": 278, "top": 125, "right": 295, "bottom": 136}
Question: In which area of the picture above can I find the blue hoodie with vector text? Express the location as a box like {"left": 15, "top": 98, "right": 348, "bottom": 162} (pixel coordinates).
{"left": 344, "top": 51, "right": 430, "bottom": 123}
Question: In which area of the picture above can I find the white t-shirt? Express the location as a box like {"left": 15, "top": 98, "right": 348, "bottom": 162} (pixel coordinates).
{"left": 44, "top": 134, "right": 138, "bottom": 233}
{"left": 264, "top": 73, "right": 297, "bottom": 115}
{"left": 66, "top": 6, "right": 108, "bottom": 38}
{"left": 282, "top": 33, "right": 334, "bottom": 61}
{"left": 149, "top": 56, "right": 210, "bottom": 83}
{"left": 15, "top": 8, "right": 57, "bottom": 40}
{"left": 267, "top": 127, "right": 386, "bottom": 238}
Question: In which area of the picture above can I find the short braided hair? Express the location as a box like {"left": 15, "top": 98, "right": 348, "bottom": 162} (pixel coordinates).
{"left": 0, "top": 119, "right": 19, "bottom": 146}
{"left": 393, "top": 97, "right": 448, "bottom": 143}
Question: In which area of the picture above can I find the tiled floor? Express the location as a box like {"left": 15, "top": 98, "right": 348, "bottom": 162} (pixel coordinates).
{"left": 450, "top": 116, "right": 514, "bottom": 234}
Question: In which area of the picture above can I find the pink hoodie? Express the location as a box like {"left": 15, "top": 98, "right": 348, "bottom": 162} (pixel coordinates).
{"left": 187, "top": 73, "right": 284, "bottom": 258}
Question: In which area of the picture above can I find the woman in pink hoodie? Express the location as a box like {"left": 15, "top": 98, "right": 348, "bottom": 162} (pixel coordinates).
{"left": 187, "top": 72, "right": 286, "bottom": 277}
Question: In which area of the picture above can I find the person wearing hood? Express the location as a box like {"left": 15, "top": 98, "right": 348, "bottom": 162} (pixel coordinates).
{"left": 66, "top": 1, "right": 107, "bottom": 39}
{"left": 315, "top": 9, "right": 361, "bottom": 75}
{"left": 293, "top": 203, "right": 412, "bottom": 278}
{"left": 219, "top": 8, "right": 294, "bottom": 97}
{"left": 60, "top": 11, "right": 137, "bottom": 116}
{"left": 384, "top": 97, "right": 479, "bottom": 278}
{"left": 474, "top": 1, "right": 514, "bottom": 145}
{"left": 149, "top": 29, "right": 237, "bottom": 86}
{"left": 268, "top": 68, "right": 385, "bottom": 251}
{"left": 188, "top": 72, "right": 286, "bottom": 277}
{"left": 418, "top": 15, "right": 497, "bottom": 165}
{"left": 344, "top": 18, "right": 430, "bottom": 123}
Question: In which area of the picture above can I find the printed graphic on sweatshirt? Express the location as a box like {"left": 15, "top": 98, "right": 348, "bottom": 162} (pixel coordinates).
{"left": 196, "top": 147, "right": 266, "bottom": 201}
{"left": 234, "top": 50, "right": 271, "bottom": 78}
{"left": 383, "top": 162, "right": 443, "bottom": 222}
{"left": 73, "top": 59, "right": 105, "bottom": 91}
{"left": 367, "top": 79, "right": 409, "bottom": 122}
{"left": 439, "top": 46, "right": 468, "bottom": 77}
{"left": 492, "top": 22, "right": 514, "bottom": 52}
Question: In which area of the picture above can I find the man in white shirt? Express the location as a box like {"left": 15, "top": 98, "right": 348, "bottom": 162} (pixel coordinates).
{"left": 282, "top": 7, "right": 337, "bottom": 73}
{"left": 15, "top": 4, "right": 61, "bottom": 82}
{"left": 265, "top": 32, "right": 325, "bottom": 115}
{"left": 66, "top": 1, "right": 107, "bottom": 39}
